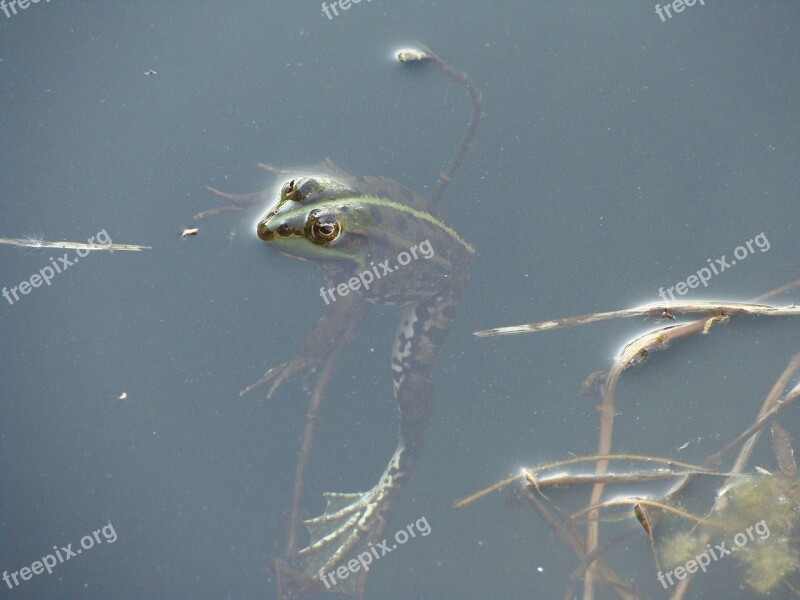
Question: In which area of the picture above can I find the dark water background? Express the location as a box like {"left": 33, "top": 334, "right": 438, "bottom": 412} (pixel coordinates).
{"left": 1, "top": 2, "right": 798, "bottom": 599}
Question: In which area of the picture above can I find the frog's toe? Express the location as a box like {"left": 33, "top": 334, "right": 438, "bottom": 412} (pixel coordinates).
{"left": 193, "top": 204, "right": 244, "bottom": 220}
{"left": 239, "top": 357, "right": 316, "bottom": 398}
{"left": 205, "top": 185, "right": 264, "bottom": 204}
{"left": 257, "top": 162, "right": 298, "bottom": 175}
{"left": 194, "top": 185, "right": 266, "bottom": 219}
{"left": 239, "top": 363, "right": 285, "bottom": 397}
{"left": 321, "top": 158, "right": 353, "bottom": 178}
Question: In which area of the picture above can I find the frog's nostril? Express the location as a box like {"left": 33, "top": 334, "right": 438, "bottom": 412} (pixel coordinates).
{"left": 257, "top": 224, "right": 273, "bottom": 241}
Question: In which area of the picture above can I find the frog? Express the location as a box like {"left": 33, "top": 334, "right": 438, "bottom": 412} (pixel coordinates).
{"left": 197, "top": 48, "right": 482, "bottom": 598}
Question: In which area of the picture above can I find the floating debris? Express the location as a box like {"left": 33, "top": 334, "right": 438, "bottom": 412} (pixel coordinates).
{"left": 580, "top": 370, "right": 607, "bottom": 396}
{"left": 144, "top": 69, "right": 157, "bottom": 76}
{"left": 0, "top": 237, "right": 150, "bottom": 252}
{"left": 396, "top": 48, "right": 429, "bottom": 64}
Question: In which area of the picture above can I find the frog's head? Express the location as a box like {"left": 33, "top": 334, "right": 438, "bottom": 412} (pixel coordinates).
{"left": 256, "top": 177, "right": 369, "bottom": 264}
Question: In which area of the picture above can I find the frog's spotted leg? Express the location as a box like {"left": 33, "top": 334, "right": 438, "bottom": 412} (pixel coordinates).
{"left": 287, "top": 287, "right": 461, "bottom": 597}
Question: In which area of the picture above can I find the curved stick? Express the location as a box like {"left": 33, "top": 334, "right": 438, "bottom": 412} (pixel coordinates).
{"left": 283, "top": 304, "right": 371, "bottom": 560}
{"left": 398, "top": 48, "right": 484, "bottom": 203}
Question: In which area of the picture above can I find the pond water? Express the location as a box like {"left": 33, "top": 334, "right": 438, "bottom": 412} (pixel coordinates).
{"left": 2, "top": 2, "right": 799, "bottom": 599}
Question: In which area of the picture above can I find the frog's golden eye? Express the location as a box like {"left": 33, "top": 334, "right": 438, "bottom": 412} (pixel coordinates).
{"left": 307, "top": 214, "right": 342, "bottom": 245}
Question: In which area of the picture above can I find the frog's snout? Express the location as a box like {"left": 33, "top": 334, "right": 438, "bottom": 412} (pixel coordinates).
{"left": 257, "top": 222, "right": 274, "bottom": 241}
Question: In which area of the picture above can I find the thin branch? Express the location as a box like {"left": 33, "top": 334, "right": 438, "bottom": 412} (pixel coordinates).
{"left": 0, "top": 237, "right": 150, "bottom": 251}
{"left": 474, "top": 301, "right": 800, "bottom": 338}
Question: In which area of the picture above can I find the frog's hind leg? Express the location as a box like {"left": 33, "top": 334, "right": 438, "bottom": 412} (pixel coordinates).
{"left": 289, "top": 291, "right": 457, "bottom": 596}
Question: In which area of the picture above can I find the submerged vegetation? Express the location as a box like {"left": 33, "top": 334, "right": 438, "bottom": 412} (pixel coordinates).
{"left": 463, "top": 286, "right": 800, "bottom": 598}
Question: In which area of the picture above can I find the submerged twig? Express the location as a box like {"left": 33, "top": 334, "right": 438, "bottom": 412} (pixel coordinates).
{"left": 471, "top": 279, "right": 800, "bottom": 599}
{"left": 569, "top": 497, "right": 723, "bottom": 530}
{"left": 282, "top": 304, "right": 370, "bottom": 564}
{"left": 520, "top": 486, "right": 640, "bottom": 600}
{"left": 475, "top": 301, "right": 800, "bottom": 338}
{"left": 474, "top": 292, "right": 800, "bottom": 599}
{"left": 455, "top": 453, "right": 724, "bottom": 509}
{"left": 397, "top": 46, "right": 484, "bottom": 204}
{"left": 530, "top": 469, "right": 739, "bottom": 489}
{"left": 0, "top": 237, "right": 150, "bottom": 251}
{"left": 703, "top": 356, "right": 800, "bottom": 472}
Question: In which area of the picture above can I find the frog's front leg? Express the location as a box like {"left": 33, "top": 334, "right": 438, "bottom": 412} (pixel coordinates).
{"left": 195, "top": 185, "right": 267, "bottom": 220}
{"left": 242, "top": 281, "right": 370, "bottom": 398}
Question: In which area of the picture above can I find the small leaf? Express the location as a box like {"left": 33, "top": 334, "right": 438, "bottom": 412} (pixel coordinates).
{"left": 772, "top": 422, "right": 797, "bottom": 476}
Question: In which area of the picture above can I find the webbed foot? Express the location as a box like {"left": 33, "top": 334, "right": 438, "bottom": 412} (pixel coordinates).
{"left": 282, "top": 441, "right": 417, "bottom": 597}
{"left": 292, "top": 487, "right": 389, "bottom": 598}
{"left": 271, "top": 557, "right": 326, "bottom": 599}
{"left": 270, "top": 488, "right": 389, "bottom": 599}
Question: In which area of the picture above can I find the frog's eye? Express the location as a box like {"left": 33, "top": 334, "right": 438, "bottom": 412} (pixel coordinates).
{"left": 281, "top": 180, "right": 299, "bottom": 201}
{"left": 307, "top": 214, "right": 342, "bottom": 245}
{"left": 282, "top": 178, "right": 321, "bottom": 203}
